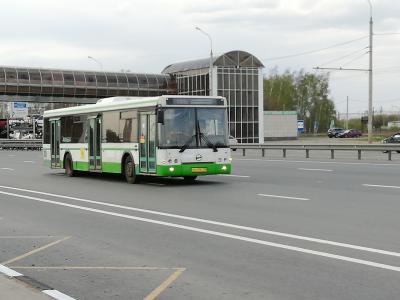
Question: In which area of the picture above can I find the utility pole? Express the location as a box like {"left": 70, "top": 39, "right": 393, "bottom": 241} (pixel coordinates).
{"left": 368, "top": 4, "right": 373, "bottom": 143}
{"left": 346, "top": 96, "right": 349, "bottom": 129}
{"left": 195, "top": 27, "right": 213, "bottom": 95}
{"left": 314, "top": 1, "right": 373, "bottom": 142}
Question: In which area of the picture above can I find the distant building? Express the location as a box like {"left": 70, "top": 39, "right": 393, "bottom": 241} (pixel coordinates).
{"left": 264, "top": 111, "right": 298, "bottom": 140}
{"left": 387, "top": 121, "right": 400, "bottom": 128}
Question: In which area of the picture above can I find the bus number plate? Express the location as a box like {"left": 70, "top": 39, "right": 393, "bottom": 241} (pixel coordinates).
{"left": 192, "top": 167, "right": 208, "bottom": 173}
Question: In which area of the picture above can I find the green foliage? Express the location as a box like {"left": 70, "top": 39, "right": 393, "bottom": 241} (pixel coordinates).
{"left": 264, "top": 69, "right": 336, "bottom": 133}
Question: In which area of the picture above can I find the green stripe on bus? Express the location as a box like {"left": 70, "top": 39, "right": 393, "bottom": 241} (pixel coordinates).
{"left": 102, "top": 162, "right": 122, "bottom": 173}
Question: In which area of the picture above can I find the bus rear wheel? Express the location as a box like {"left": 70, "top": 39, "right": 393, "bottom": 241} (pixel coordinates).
{"left": 183, "top": 176, "right": 197, "bottom": 183}
{"left": 124, "top": 156, "right": 140, "bottom": 184}
{"left": 65, "top": 154, "right": 75, "bottom": 177}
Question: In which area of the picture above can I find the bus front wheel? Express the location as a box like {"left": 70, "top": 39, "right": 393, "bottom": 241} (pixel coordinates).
{"left": 65, "top": 154, "right": 75, "bottom": 177}
{"left": 124, "top": 156, "right": 140, "bottom": 184}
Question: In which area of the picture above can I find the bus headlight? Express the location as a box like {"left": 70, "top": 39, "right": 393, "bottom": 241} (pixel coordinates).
{"left": 169, "top": 167, "right": 175, "bottom": 172}
{"left": 221, "top": 165, "right": 227, "bottom": 171}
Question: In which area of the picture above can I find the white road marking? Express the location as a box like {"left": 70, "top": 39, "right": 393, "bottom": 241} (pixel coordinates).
{"left": 236, "top": 158, "right": 400, "bottom": 167}
{"left": 1, "top": 168, "right": 14, "bottom": 171}
{"left": 298, "top": 168, "right": 333, "bottom": 172}
{"left": 1, "top": 190, "right": 400, "bottom": 273}
{"left": 23, "top": 160, "right": 35, "bottom": 163}
{"left": 0, "top": 264, "right": 23, "bottom": 277}
{"left": 7, "top": 155, "right": 15, "bottom": 157}
{"left": 257, "top": 193, "right": 310, "bottom": 201}
{"left": 220, "top": 174, "right": 250, "bottom": 178}
{"left": 43, "top": 290, "right": 76, "bottom": 300}
{"left": 0, "top": 185, "right": 400, "bottom": 259}
{"left": 363, "top": 184, "right": 400, "bottom": 189}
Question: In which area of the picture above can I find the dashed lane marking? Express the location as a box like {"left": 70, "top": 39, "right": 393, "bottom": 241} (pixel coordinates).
{"left": 363, "top": 184, "right": 400, "bottom": 189}
{"left": 257, "top": 193, "right": 310, "bottom": 201}
{"left": 298, "top": 168, "right": 333, "bottom": 172}
{"left": 220, "top": 174, "right": 250, "bottom": 178}
{"left": 1, "top": 168, "right": 14, "bottom": 171}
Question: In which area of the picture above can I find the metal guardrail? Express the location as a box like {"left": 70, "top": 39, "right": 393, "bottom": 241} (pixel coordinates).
{"left": 0, "top": 139, "right": 42, "bottom": 150}
{"left": 234, "top": 144, "right": 400, "bottom": 161}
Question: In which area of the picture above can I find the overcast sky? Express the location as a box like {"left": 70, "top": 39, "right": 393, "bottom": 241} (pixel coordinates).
{"left": 1, "top": 0, "right": 399, "bottom": 114}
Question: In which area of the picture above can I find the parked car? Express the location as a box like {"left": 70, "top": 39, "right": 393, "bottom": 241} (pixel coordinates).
{"left": 327, "top": 128, "right": 344, "bottom": 138}
{"left": 229, "top": 135, "right": 238, "bottom": 151}
{"left": 382, "top": 133, "right": 400, "bottom": 153}
{"left": 337, "top": 129, "right": 362, "bottom": 138}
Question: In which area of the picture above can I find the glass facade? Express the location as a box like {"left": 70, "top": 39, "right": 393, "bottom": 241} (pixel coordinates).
{"left": 0, "top": 67, "right": 173, "bottom": 99}
{"left": 163, "top": 51, "right": 264, "bottom": 144}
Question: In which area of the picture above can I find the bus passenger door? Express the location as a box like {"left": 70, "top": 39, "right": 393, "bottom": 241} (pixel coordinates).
{"left": 88, "top": 116, "right": 102, "bottom": 171}
{"left": 139, "top": 113, "right": 156, "bottom": 173}
{"left": 50, "top": 119, "right": 61, "bottom": 168}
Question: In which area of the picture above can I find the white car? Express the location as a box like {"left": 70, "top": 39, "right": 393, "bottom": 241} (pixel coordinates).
{"left": 229, "top": 135, "right": 238, "bottom": 151}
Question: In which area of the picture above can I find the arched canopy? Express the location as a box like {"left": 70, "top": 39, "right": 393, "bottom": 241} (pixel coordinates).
{"left": 162, "top": 50, "right": 264, "bottom": 74}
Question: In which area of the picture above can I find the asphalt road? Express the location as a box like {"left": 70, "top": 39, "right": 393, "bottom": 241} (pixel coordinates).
{"left": 0, "top": 150, "right": 400, "bottom": 299}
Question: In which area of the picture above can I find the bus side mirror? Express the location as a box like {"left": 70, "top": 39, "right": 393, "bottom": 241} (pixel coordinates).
{"left": 157, "top": 110, "right": 164, "bottom": 124}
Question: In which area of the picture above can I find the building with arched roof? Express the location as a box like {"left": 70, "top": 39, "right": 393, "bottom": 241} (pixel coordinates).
{"left": 162, "top": 50, "right": 264, "bottom": 143}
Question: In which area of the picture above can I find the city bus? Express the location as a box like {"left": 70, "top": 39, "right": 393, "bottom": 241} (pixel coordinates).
{"left": 43, "top": 95, "right": 232, "bottom": 183}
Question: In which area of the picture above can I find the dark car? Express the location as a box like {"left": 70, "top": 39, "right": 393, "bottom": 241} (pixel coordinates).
{"left": 327, "top": 128, "right": 344, "bottom": 138}
{"left": 337, "top": 129, "right": 362, "bottom": 138}
{"left": 382, "top": 133, "right": 400, "bottom": 153}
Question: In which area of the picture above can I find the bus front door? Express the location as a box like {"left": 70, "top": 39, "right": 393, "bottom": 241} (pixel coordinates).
{"left": 50, "top": 119, "right": 61, "bottom": 168}
{"left": 88, "top": 116, "right": 102, "bottom": 171}
{"left": 139, "top": 113, "right": 156, "bottom": 173}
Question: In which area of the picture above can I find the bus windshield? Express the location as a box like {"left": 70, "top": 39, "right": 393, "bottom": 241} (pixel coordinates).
{"left": 159, "top": 108, "right": 228, "bottom": 149}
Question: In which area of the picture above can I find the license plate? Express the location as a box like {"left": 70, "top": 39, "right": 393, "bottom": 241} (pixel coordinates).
{"left": 192, "top": 167, "right": 208, "bottom": 173}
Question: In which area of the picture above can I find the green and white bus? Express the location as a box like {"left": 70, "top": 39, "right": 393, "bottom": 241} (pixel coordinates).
{"left": 43, "top": 95, "right": 232, "bottom": 183}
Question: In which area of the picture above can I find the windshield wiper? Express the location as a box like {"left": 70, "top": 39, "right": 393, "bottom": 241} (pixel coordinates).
{"left": 179, "top": 134, "right": 196, "bottom": 153}
{"left": 196, "top": 120, "right": 218, "bottom": 152}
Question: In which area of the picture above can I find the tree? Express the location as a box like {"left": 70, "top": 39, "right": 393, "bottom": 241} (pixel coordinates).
{"left": 264, "top": 69, "right": 336, "bottom": 133}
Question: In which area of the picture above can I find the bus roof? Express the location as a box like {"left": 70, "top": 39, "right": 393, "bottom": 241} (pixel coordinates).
{"left": 43, "top": 95, "right": 225, "bottom": 118}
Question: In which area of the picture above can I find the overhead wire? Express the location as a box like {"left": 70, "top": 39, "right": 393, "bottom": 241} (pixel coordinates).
{"left": 317, "top": 46, "right": 369, "bottom": 67}
{"left": 262, "top": 35, "right": 369, "bottom": 61}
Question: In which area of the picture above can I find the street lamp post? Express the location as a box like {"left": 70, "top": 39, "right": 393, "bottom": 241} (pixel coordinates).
{"left": 195, "top": 27, "right": 214, "bottom": 95}
{"left": 88, "top": 56, "right": 103, "bottom": 71}
{"left": 367, "top": 0, "right": 373, "bottom": 143}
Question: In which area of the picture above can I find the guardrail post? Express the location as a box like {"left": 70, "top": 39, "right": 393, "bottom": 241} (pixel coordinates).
{"left": 358, "top": 150, "right": 361, "bottom": 160}
{"left": 262, "top": 148, "right": 265, "bottom": 157}
{"left": 331, "top": 149, "right": 334, "bottom": 159}
{"left": 283, "top": 149, "right": 286, "bottom": 158}
{"left": 242, "top": 148, "right": 245, "bottom": 156}
{"left": 306, "top": 149, "right": 309, "bottom": 158}
{"left": 388, "top": 151, "right": 392, "bottom": 161}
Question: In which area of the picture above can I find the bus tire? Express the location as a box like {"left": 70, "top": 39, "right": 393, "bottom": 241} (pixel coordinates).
{"left": 183, "top": 176, "right": 197, "bottom": 182}
{"left": 64, "top": 153, "right": 75, "bottom": 177}
{"left": 124, "top": 156, "right": 140, "bottom": 184}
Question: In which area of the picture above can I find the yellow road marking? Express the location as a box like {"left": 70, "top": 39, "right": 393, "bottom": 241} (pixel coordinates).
{"left": 144, "top": 268, "right": 186, "bottom": 300}
{"left": 2, "top": 236, "right": 71, "bottom": 265}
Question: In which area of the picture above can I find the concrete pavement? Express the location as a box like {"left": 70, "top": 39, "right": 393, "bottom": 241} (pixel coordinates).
{"left": 0, "top": 275, "right": 52, "bottom": 300}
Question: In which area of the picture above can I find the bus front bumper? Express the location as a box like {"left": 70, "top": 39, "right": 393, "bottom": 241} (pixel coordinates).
{"left": 157, "top": 163, "right": 231, "bottom": 177}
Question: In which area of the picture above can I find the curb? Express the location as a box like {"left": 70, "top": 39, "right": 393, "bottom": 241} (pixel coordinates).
{"left": 0, "top": 264, "right": 76, "bottom": 300}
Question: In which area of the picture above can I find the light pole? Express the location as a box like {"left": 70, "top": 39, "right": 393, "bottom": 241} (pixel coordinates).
{"left": 367, "top": 0, "right": 373, "bottom": 143}
{"left": 195, "top": 27, "right": 213, "bottom": 95}
{"left": 88, "top": 56, "right": 103, "bottom": 71}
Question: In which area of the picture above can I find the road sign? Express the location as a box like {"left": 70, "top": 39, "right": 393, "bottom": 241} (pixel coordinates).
{"left": 11, "top": 102, "right": 28, "bottom": 118}
{"left": 297, "top": 120, "right": 305, "bottom": 133}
